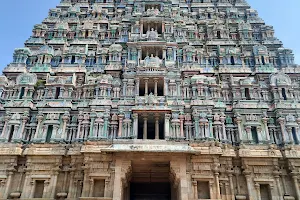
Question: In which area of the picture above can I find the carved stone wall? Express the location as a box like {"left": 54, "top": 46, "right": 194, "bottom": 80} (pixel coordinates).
{"left": 1, "top": 0, "right": 300, "bottom": 199}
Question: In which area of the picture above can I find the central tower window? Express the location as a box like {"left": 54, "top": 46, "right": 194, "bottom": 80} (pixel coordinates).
{"left": 142, "top": 46, "right": 163, "bottom": 60}
{"left": 143, "top": 21, "right": 162, "bottom": 34}
{"left": 139, "top": 78, "right": 164, "bottom": 96}
{"left": 137, "top": 113, "right": 164, "bottom": 140}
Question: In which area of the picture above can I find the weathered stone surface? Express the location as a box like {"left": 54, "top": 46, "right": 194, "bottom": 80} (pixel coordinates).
{"left": 0, "top": 0, "right": 299, "bottom": 199}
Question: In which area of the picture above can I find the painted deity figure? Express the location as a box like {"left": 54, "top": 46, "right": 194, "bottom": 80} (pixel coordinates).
{"left": 146, "top": 28, "right": 158, "bottom": 41}
{"left": 147, "top": 92, "right": 157, "bottom": 106}
{"left": 146, "top": 7, "right": 160, "bottom": 16}
{"left": 144, "top": 54, "right": 160, "bottom": 67}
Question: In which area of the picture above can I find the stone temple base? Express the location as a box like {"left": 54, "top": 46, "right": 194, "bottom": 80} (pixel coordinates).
{"left": 0, "top": 142, "right": 298, "bottom": 200}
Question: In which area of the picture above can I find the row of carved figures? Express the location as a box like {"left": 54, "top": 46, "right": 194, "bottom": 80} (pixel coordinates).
{"left": 2, "top": 83, "right": 300, "bottom": 102}
{"left": 0, "top": 112, "right": 299, "bottom": 145}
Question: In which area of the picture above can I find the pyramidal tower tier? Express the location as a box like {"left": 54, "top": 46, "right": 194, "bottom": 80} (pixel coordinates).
{"left": 0, "top": 0, "right": 300, "bottom": 199}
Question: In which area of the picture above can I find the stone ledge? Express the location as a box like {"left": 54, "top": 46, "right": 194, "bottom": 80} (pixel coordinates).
{"left": 235, "top": 195, "right": 247, "bottom": 199}
{"left": 79, "top": 198, "right": 112, "bottom": 200}
{"left": 19, "top": 199, "right": 55, "bottom": 200}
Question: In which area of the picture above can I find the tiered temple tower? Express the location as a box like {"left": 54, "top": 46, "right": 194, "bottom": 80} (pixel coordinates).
{"left": 0, "top": 0, "right": 299, "bottom": 199}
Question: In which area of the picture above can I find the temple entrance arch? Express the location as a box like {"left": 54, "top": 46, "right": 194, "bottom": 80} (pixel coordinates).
{"left": 116, "top": 153, "right": 182, "bottom": 200}
{"left": 129, "top": 161, "right": 172, "bottom": 200}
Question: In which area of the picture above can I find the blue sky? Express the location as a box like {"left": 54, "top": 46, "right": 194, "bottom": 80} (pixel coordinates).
{"left": 0, "top": 0, "right": 299, "bottom": 70}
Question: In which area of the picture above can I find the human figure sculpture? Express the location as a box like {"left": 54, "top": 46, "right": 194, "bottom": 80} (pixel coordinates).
{"left": 143, "top": 54, "right": 161, "bottom": 67}
{"left": 146, "top": 28, "right": 158, "bottom": 41}
{"left": 144, "top": 55, "right": 150, "bottom": 66}
{"left": 146, "top": 7, "right": 160, "bottom": 16}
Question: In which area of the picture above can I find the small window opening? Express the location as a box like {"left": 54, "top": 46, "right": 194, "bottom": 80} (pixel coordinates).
{"left": 19, "top": 87, "right": 25, "bottom": 99}
{"left": 217, "top": 31, "right": 221, "bottom": 39}
{"left": 46, "top": 125, "right": 53, "bottom": 143}
{"left": 282, "top": 88, "right": 287, "bottom": 100}
{"left": 93, "top": 179, "right": 105, "bottom": 197}
{"left": 292, "top": 127, "right": 299, "bottom": 144}
{"left": 261, "top": 56, "right": 266, "bottom": 65}
{"left": 71, "top": 56, "right": 76, "bottom": 64}
{"left": 245, "top": 88, "right": 251, "bottom": 100}
{"left": 8, "top": 125, "right": 15, "bottom": 142}
{"left": 260, "top": 184, "right": 271, "bottom": 200}
{"left": 197, "top": 181, "right": 210, "bottom": 199}
{"left": 230, "top": 56, "right": 235, "bottom": 65}
{"left": 42, "top": 55, "right": 46, "bottom": 64}
{"left": 55, "top": 87, "right": 60, "bottom": 99}
{"left": 251, "top": 127, "right": 259, "bottom": 144}
{"left": 34, "top": 180, "right": 45, "bottom": 198}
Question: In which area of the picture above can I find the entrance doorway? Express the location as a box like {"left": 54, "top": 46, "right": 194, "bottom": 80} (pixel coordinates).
{"left": 130, "top": 182, "right": 170, "bottom": 200}
{"left": 128, "top": 161, "right": 173, "bottom": 200}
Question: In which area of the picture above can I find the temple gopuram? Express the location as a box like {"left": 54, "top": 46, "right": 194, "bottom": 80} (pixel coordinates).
{"left": 0, "top": 0, "right": 299, "bottom": 199}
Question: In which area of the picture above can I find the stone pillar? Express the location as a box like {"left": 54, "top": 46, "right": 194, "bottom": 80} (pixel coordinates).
{"left": 194, "top": 117, "right": 200, "bottom": 139}
{"left": 29, "top": 180, "right": 36, "bottom": 198}
{"left": 33, "top": 114, "right": 43, "bottom": 140}
{"left": 235, "top": 116, "right": 243, "bottom": 143}
{"left": 245, "top": 173, "right": 254, "bottom": 200}
{"left": 209, "top": 181, "right": 214, "bottom": 199}
{"left": 278, "top": 118, "right": 287, "bottom": 144}
{"left": 262, "top": 117, "right": 270, "bottom": 142}
{"left": 154, "top": 78, "right": 158, "bottom": 96}
{"left": 104, "top": 179, "right": 110, "bottom": 197}
{"left": 50, "top": 172, "right": 58, "bottom": 198}
{"left": 61, "top": 113, "right": 70, "bottom": 141}
{"left": 176, "top": 81, "right": 181, "bottom": 96}
{"left": 18, "top": 116, "right": 28, "bottom": 141}
{"left": 3, "top": 172, "right": 13, "bottom": 199}
{"left": 76, "top": 115, "right": 83, "bottom": 141}
{"left": 89, "top": 114, "right": 96, "bottom": 139}
{"left": 89, "top": 179, "right": 94, "bottom": 197}
{"left": 228, "top": 173, "right": 235, "bottom": 200}
{"left": 135, "top": 78, "right": 140, "bottom": 96}
{"left": 103, "top": 114, "right": 109, "bottom": 138}
{"left": 123, "top": 79, "right": 128, "bottom": 96}
{"left": 274, "top": 174, "right": 283, "bottom": 200}
{"left": 67, "top": 172, "right": 75, "bottom": 198}
{"left": 137, "top": 48, "right": 142, "bottom": 66}
{"left": 199, "top": 123, "right": 204, "bottom": 138}
{"left": 81, "top": 170, "right": 90, "bottom": 197}
{"left": 255, "top": 183, "right": 261, "bottom": 200}
{"left": 179, "top": 115, "right": 184, "bottom": 138}
{"left": 144, "top": 78, "right": 149, "bottom": 96}
{"left": 113, "top": 158, "right": 131, "bottom": 200}
{"left": 220, "top": 115, "right": 227, "bottom": 142}
{"left": 164, "top": 78, "right": 169, "bottom": 96}
{"left": 140, "top": 23, "right": 143, "bottom": 37}
{"left": 287, "top": 127, "right": 293, "bottom": 144}
{"left": 155, "top": 115, "right": 159, "bottom": 140}
{"left": 214, "top": 169, "right": 221, "bottom": 199}
{"left": 245, "top": 126, "right": 253, "bottom": 143}
{"left": 192, "top": 181, "right": 198, "bottom": 200}
{"left": 165, "top": 114, "right": 171, "bottom": 139}
{"left": 257, "top": 126, "right": 263, "bottom": 143}
{"left": 21, "top": 173, "right": 31, "bottom": 198}
{"left": 171, "top": 157, "right": 188, "bottom": 200}
{"left": 133, "top": 113, "right": 138, "bottom": 139}
{"left": 143, "top": 115, "right": 148, "bottom": 139}
{"left": 118, "top": 114, "right": 124, "bottom": 138}
{"left": 292, "top": 174, "right": 300, "bottom": 200}
{"left": 0, "top": 116, "right": 9, "bottom": 139}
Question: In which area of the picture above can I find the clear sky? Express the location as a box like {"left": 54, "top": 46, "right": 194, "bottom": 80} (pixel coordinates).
{"left": 0, "top": 0, "right": 299, "bottom": 70}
